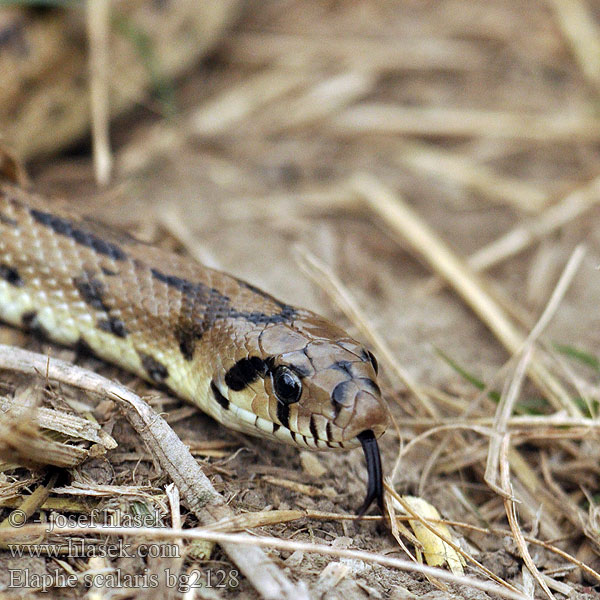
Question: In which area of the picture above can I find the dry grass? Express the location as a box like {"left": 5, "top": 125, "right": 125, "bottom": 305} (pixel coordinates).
{"left": 2, "top": 0, "right": 600, "bottom": 598}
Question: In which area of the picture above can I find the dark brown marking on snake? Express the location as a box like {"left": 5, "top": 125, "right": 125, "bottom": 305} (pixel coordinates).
{"left": 239, "top": 304, "right": 296, "bottom": 325}
{"left": 75, "top": 336, "right": 96, "bottom": 357}
{"left": 210, "top": 381, "right": 229, "bottom": 410}
{"left": 171, "top": 275, "right": 227, "bottom": 359}
{"left": 98, "top": 318, "right": 128, "bottom": 338}
{"left": 73, "top": 274, "right": 127, "bottom": 337}
{"left": 0, "top": 212, "right": 17, "bottom": 227}
{"left": 73, "top": 275, "right": 110, "bottom": 313}
{"left": 188, "top": 286, "right": 236, "bottom": 349}
{"left": 101, "top": 267, "right": 119, "bottom": 276}
{"left": 21, "top": 311, "right": 37, "bottom": 329}
{"left": 0, "top": 264, "right": 23, "bottom": 287}
{"left": 140, "top": 352, "right": 169, "bottom": 384}
{"left": 272, "top": 423, "right": 280, "bottom": 434}
{"left": 151, "top": 269, "right": 208, "bottom": 296}
{"left": 0, "top": 20, "right": 27, "bottom": 56}
{"left": 290, "top": 431, "right": 297, "bottom": 443}
{"left": 225, "top": 357, "right": 268, "bottom": 391}
{"left": 276, "top": 401, "right": 290, "bottom": 429}
{"left": 20, "top": 310, "right": 50, "bottom": 340}
{"left": 151, "top": 268, "right": 297, "bottom": 334}
{"left": 174, "top": 325, "right": 197, "bottom": 361}
{"left": 81, "top": 216, "right": 145, "bottom": 248}
{"left": 30, "top": 208, "right": 127, "bottom": 261}
{"left": 325, "top": 422, "right": 334, "bottom": 448}
{"left": 309, "top": 415, "right": 319, "bottom": 441}
{"left": 153, "top": 269, "right": 225, "bottom": 359}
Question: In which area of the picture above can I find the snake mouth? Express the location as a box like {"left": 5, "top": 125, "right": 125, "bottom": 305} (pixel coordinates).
{"left": 356, "top": 429, "right": 384, "bottom": 517}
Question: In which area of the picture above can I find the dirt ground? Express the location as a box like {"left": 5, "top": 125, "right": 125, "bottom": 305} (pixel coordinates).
{"left": 3, "top": 0, "right": 600, "bottom": 598}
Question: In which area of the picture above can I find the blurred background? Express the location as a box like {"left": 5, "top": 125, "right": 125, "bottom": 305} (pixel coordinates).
{"left": 5, "top": 0, "right": 600, "bottom": 384}
{"left": 3, "top": 1, "right": 600, "bottom": 595}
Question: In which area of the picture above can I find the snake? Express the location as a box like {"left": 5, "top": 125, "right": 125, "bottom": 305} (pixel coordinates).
{"left": 0, "top": 182, "right": 389, "bottom": 515}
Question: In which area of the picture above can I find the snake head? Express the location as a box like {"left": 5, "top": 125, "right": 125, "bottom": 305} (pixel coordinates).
{"left": 209, "top": 310, "right": 389, "bottom": 515}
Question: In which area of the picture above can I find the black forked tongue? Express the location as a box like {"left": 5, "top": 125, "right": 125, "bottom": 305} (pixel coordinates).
{"left": 356, "top": 429, "right": 384, "bottom": 517}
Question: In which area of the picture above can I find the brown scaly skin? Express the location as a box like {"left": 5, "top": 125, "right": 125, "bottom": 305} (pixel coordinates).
{"left": 0, "top": 183, "right": 389, "bottom": 514}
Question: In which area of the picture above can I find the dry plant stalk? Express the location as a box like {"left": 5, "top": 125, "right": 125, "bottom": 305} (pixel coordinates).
{"left": 351, "top": 172, "right": 579, "bottom": 416}
{"left": 0, "top": 400, "right": 89, "bottom": 469}
{"left": 225, "top": 32, "right": 486, "bottom": 71}
{"left": 397, "top": 414, "right": 600, "bottom": 430}
{"left": 86, "top": 0, "right": 112, "bottom": 185}
{"left": 120, "top": 68, "right": 311, "bottom": 174}
{"left": 0, "top": 473, "right": 58, "bottom": 547}
{"left": 294, "top": 245, "right": 436, "bottom": 416}
{"left": 485, "top": 245, "right": 585, "bottom": 495}
{"left": 548, "top": 0, "right": 600, "bottom": 94}
{"left": 395, "top": 140, "right": 549, "bottom": 212}
{"left": 443, "top": 517, "right": 600, "bottom": 584}
{"left": 446, "top": 175, "right": 600, "bottom": 286}
{"left": 422, "top": 172, "right": 600, "bottom": 298}
{"left": 253, "top": 71, "right": 377, "bottom": 135}
{"left": 0, "top": 395, "right": 114, "bottom": 447}
{"left": 500, "top": 435, "right": 556, "bottom": 600}
{"left": 51, "top": 484, "right": 157, "bottom": 497}
{"left": 332, "top": 105, "right": 600, "bottom": 141}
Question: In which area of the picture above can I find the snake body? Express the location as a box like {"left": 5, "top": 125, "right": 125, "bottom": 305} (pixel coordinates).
{"left": 0, "top": 183, "right": 388, "bottom": 513}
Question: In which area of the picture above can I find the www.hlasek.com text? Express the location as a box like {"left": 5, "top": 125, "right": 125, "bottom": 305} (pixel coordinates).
{"left": 8, "top": 538, "right": 180, "bottom": 559}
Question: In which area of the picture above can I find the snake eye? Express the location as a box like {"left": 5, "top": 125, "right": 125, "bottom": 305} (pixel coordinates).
{"left": 272, "top": 366, "right": 302, "bottom": 405}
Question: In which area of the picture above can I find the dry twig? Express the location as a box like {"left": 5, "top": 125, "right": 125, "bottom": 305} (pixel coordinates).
{"left": 548, "top": 0, "right": 600, "bottom": 94}
{"left": 86, "top": 0, "right": 112, "bottom": 185}
{"left": 351, "top": 172, "right": 579, "bottom": 416}
{"left": 485, "top": 245, "right": 585, "bottom": 494}
{"left": 294, "top": 245, "right": 435, "bottom": 416}
{"left": 332, "top": 105, "right": 600, "bottom": 141}
{"left": 0, "top": 344, "right": 307, "bottom": 600}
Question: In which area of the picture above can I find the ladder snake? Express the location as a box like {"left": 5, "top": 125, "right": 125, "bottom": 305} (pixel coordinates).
{"left": 0, "top": 183, "right": 388, "bottom": 514}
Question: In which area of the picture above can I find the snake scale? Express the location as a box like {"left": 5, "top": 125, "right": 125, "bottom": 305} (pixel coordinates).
{"left": 0, "top": 182, "right": 389, "bottom": 514}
